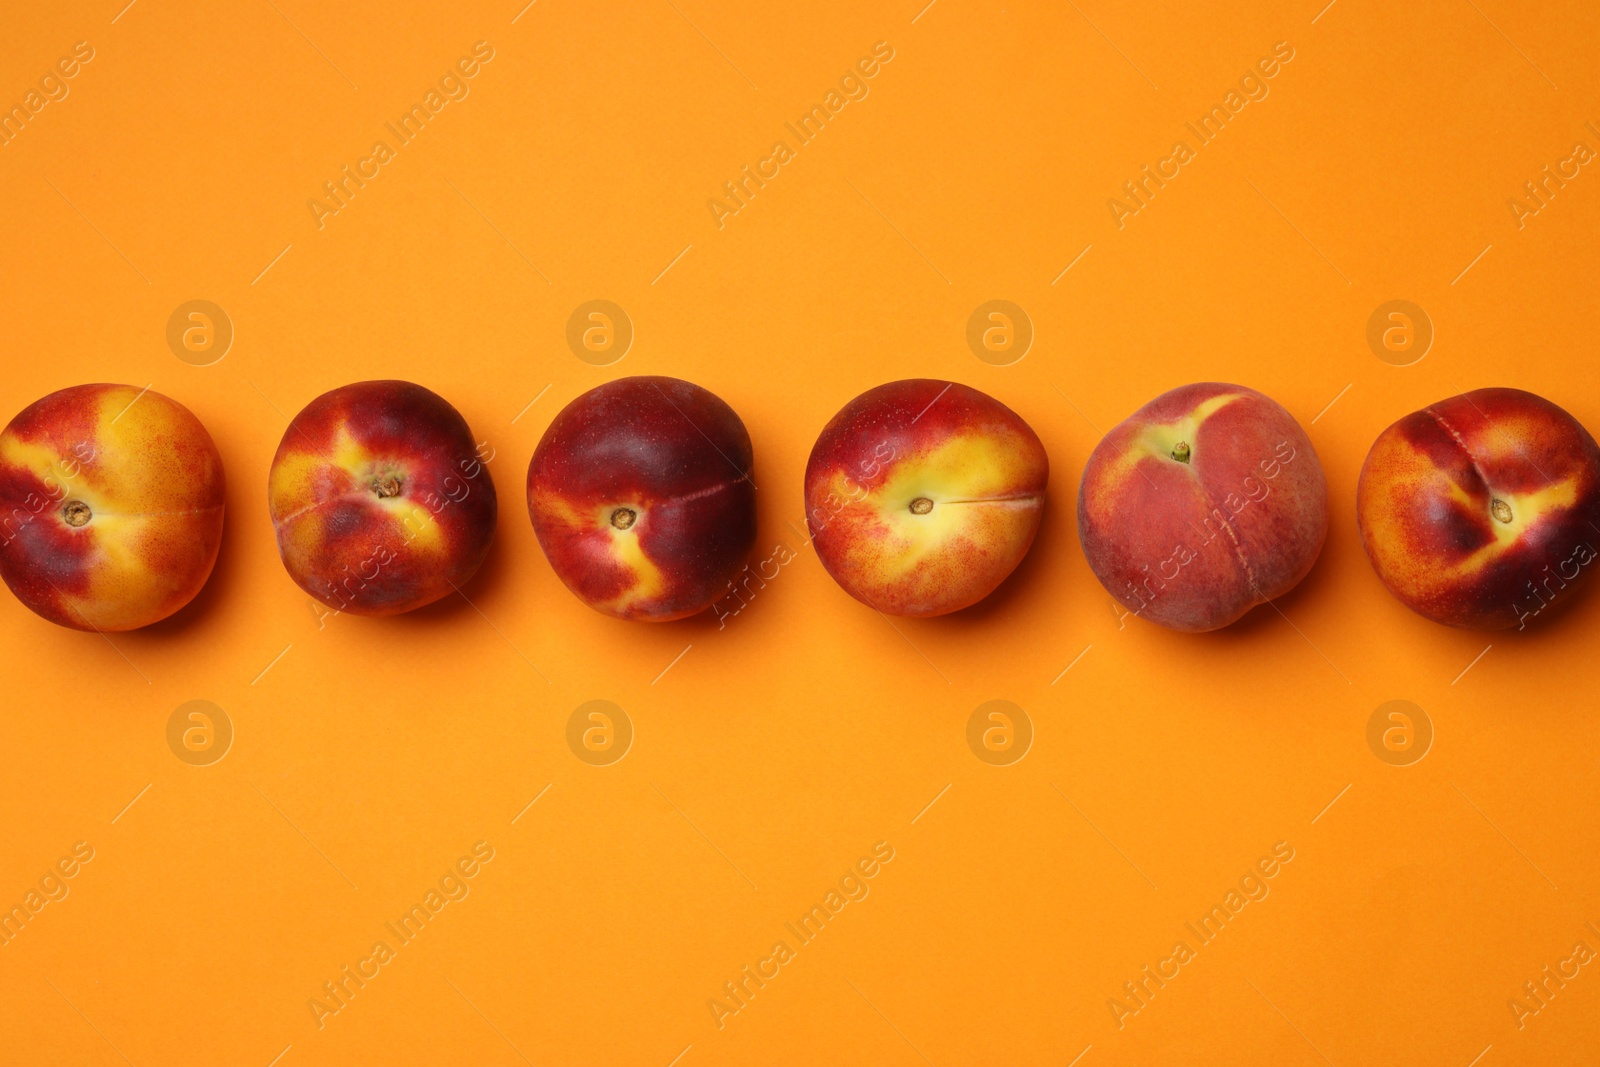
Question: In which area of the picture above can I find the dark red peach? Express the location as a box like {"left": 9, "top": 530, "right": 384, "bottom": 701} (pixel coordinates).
{"left": 527, "top": 376, "right": 756, "bottom": 621}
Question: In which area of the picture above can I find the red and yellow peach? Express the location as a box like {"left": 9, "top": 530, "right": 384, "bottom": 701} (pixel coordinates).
{"left": 804, "top": 380, "right": 1048, "bottom": 616}
{"left": 268, "top": 380, "right": 497, "bottom": 615}
{"left": 0, "top": 384, "right": 226, "bottom": 631}
{"left": 1357, "top": 387, "right": 1600, "bottom": 629}
{"left": 1077, "top": 382, "right": 1328, "bottom": 631}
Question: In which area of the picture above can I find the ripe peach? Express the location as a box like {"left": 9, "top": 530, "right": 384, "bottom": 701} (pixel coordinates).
{"left": 804, "top": 380, "right": 1048, "bottom": 617}
{"left": 1356, "top": 387, "right": 1600, "bottom": 629}
{"left": 527, "top": 376, "right": 756, "bottom": 621}
{"left": 268, "top": 381, "right": 496, "bottom": 615}
{"left": 0, "top": 384, "right": 225, "bottom": 631}
{"left": 1077, "top": 382, "right": 1328, "bottom": 632}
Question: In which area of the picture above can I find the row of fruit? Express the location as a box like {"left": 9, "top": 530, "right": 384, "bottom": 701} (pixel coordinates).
{"left": 1, "top": 377, "right": 1595, "bottom": 634}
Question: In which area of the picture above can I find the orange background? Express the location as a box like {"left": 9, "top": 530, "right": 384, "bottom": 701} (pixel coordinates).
{"left": 3, "top": 0, "right": 1600, "bottom": 1063}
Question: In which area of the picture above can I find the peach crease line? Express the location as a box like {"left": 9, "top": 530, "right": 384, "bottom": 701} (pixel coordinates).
{"left": 649, "top": 381, "right": 758, "bottom": 489}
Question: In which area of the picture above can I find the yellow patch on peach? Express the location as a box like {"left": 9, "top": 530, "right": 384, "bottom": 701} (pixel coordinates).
{"left": 1368, "top": 436, "right": 1581, "bottom": 592}
{"left": 1094, "top": 392, "right": 1244, "bottom": 493}
{"left": 528, "top": 491, "right": 670, "bottom": 615}
{"left": 597, "top": 520, "right": 668, "bottom": 615}
{"left": 5, "top": 386, "right": 218, "bottom": 513}
{"left": 820, "top": 433, "right": 1043, "bottom": 590}
{"left": 0, "top": 435, "right": 87, "bottom": 494}
{"left": 270, "top": 425, "right": 449, "bottom": 558}
{"left": 265, "top": 448, "right": 329, "bottom": 517}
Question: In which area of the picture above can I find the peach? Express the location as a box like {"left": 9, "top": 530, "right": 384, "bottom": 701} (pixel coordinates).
{"left": 268, "top": 380, "right": 496, "bottom": 615}
{"left": 804, "top": 380, "right": 1048, "bottom": 616}
{"left": 0, "top": 384, "right": 225, "bottom": 631}
{"left": 1356, "top": 387, "right": 1600, "bottom": 629}
{"left": 527, "top": 376, "right": 756, "bottom": 621}
{"left": 1077, "top": 382, "right": 1328, "bottom": 632}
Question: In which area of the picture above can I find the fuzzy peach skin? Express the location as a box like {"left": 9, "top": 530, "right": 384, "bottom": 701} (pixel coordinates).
{"left": 1077, "top": 382, "right": 1328, "bottom": 632}
{"left": 1357, "top": 388, "right": 1600, "bottom": 630}
{"left": 0, "top": 384, "right": 225, "bottom": 631}
{"left": 804, "top": 380, "right": 1048, "bottom": 617}
{"left": 268, "top": 381, "right": 497, "bottom": 616}
{"left": 527, "top": 376, "right": 757, "bottom": 621}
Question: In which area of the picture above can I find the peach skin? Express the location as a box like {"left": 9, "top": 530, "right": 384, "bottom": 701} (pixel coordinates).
{"left": 527, "top": 376, "right": 757, "bottom": 621}
{"left": 0, "top": 384, "right": 225, "bottom": 631}
{"left": 1077, "top": 382, "right": 1328, "bottom": 632}
{"left": 804, "top": 380, "right": 1048, "bottom": 617}
{"left": 268, "top": 380, "right": 497, "bottom": 616}
{"left": 1356, "top": 387, "right": 1600, "bottom": 630}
